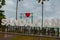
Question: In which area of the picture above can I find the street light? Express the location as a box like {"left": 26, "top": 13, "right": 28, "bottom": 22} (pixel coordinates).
{"left": 16, "top": 0, "right": 23, "bottom": 20}
{"left": 37, "top": 0, "right": 49, "bottom": 27}
{"left": 16, "top": 0, "right": 18, "bottom": 20}
{"left": 42, "top": 0, "right": 44, "bottom": 28}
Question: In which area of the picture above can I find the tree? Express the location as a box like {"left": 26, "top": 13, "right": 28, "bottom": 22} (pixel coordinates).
{"left": 0, "top": 10, "right": 5, "bottom": 26}
{"left": 0, "top": 0, "right": 5, "bottom": 8}
{"left": 0, "top": 0, "right": 5, "bottom": 31}
{"left": 50, "top": 28, "right": 55, "bottom": 36}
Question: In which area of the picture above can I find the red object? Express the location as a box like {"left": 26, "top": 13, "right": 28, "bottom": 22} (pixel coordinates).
{"left": 25, "top": 12, "right": 30, "bottom": 17}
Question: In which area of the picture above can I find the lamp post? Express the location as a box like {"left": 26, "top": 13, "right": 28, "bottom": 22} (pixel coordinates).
{"left": 41, "top": 0, "right": 44, "bottom": 27}
{"left": 16, "top": 0, "right": 20, "bottom": 20}
{"left": 16, "top": 0, "right": 23, "bottom": 20}
{"left": 37, "top": 0, "right": 44, "bottom": 28}
{"left": 37, "top": 0, "right": 49, "bottom": 27}
{"left": 16, "top": 0, "right": 18, "bottom": 20}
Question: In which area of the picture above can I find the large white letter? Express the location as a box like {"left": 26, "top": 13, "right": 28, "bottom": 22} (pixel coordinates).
{"left": 1, "top": 19, "right": 8, "bottom": 25}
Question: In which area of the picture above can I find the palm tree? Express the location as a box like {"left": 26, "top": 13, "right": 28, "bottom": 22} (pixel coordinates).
{"left": 0, "top": 0, "right": 5, "bottom": 31}
{"left": 0, "top": 0, "right": 5, "bottom": 8}
{"left": 0, "top": 10, "right": 5, "bottom": 25}
{"left": 50, "top": 28, "right": 55, "bottom": 36}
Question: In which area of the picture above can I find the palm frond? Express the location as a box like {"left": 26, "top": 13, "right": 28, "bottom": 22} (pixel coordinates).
{"left": 19, "top": 0, "right": 21, "bottom": 1}
{"left": 19, "top": 0, "right": 23, "bottom": 1}
{"left": 1, "top": 0, "right": 5, "bottom": 5}
{"left": 38, "top": 0, "right": 41, "bottom": 3}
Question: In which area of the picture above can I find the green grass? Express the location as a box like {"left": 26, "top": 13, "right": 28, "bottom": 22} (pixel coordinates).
{"left": 10, "top": 35, "right": 57, "bottom": 40}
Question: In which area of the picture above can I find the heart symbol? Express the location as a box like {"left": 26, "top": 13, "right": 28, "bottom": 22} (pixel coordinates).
{"left": 25, "top": 13, "right": 30, "bottom": 17}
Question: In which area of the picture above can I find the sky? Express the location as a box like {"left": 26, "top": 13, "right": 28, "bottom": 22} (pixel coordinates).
{"left": 2, "top": 0, "right": 60, "bottom": 20}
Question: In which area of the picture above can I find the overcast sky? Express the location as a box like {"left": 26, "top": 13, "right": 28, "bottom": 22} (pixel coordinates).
{"left": 2, "top": 0, "right": 60, "bottom": 20}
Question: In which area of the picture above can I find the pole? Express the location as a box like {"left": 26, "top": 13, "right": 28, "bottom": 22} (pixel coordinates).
{"left": 20, "top": 13, "right": 22, "bottom": 19}
{"left": 31, "top": 13, "right": 33, "bottom": 24}
{"left": 41, "top": 1, "right": 44, "bottom": 27}
{"left": 16, "top": 0, "right": 18, "bottom": 20}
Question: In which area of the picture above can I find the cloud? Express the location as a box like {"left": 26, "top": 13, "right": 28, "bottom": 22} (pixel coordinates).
{"left": 3, "top": 0, "right": 16, "bottom": 18}
{"left": 3, "top": 0, "right": 60, "bottom": 20}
